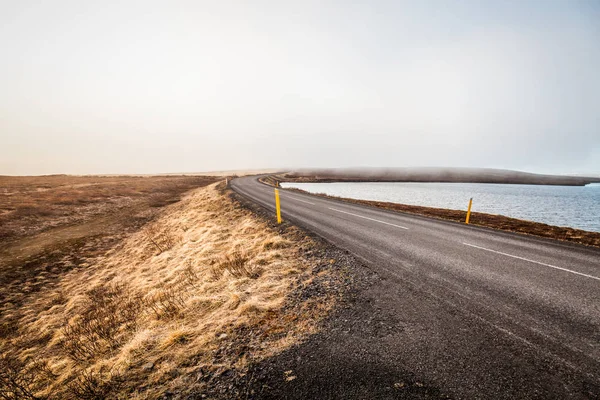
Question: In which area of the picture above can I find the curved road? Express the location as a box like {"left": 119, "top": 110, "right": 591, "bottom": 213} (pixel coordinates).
{"left": 231, "top": 175, "right": 600, "bottom": 399}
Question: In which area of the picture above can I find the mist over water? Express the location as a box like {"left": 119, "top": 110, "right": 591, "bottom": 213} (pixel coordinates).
{"left": 287, "top": 167, "right": 600, "bottom": 185}
{"left": 281, "top": 182, "right": 600, "bottom": 232}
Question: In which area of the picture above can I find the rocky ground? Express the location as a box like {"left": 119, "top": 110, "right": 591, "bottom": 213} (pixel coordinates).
{"left": 224, "top": 190, "right": 449, "bottom": 400}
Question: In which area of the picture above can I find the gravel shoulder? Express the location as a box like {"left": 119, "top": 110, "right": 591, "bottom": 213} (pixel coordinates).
{"left": 229, "top": 189, "right": 449, "bottom": 399}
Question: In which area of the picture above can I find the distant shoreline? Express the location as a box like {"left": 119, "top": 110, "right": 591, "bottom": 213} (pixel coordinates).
{"left": 280, "top": 167, "right": 600, "bottom": 187}
{"left": 281, "top": 177, "right": 598, "bottom": 186}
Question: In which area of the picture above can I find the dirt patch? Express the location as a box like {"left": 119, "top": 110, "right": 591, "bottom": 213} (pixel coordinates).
{"left": 0, "top": 175, "right": 219, "bottom": 243}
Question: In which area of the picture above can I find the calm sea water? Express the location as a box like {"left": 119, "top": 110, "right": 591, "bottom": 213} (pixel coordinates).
{"left": 281, "top": 182, "right": 600, "bottom": 233}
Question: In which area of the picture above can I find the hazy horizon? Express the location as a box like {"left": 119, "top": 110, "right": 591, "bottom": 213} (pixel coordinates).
{"left": 2, "top": 1, "right": 599, "bottom": 176}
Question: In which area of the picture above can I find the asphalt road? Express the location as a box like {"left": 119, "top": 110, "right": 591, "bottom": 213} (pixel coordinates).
{"left": 231, "top": 176, "right": 600, "bottom": 399}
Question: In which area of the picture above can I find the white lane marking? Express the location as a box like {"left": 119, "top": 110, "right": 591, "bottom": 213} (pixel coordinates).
{"left": 280, "top": 193, "right": 315, "bottom": 205}
{"left": 463, "top": 243, "right": 600, "bottom": 282}
{"left": 328, "top": 207, "right": 409, "bottom": 230}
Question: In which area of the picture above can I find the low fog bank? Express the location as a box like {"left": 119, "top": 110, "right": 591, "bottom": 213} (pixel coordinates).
{"left": 285, "top": 168, "right": 600, "bottom": 186}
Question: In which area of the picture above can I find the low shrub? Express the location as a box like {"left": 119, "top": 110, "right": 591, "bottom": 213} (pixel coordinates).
{"left": 60, "top": 283, "right": 142, "bottom": 362}
{"left": 145, "top": 288, "right": 186, "bottom": 320}
{"left": 212, "top": 250, "right": 261, "bottom": 279}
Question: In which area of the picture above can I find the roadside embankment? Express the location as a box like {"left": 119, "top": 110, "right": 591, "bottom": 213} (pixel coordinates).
{"left": 0, "top": 182, "right": 343, "bottom": 399}
{"left": 339, "top": 197, "right": 600, "bottom": 247}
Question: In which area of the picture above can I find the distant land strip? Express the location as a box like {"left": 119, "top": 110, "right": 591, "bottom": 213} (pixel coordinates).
{"left": 283, "top": 167, "right": 600, "bottom": 186}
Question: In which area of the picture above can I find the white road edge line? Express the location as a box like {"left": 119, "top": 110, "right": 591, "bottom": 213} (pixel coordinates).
{"left": 280, "top": 193, "right": 315, "bottom": 205}
{"left": 463, "top": 243, "right": 600, "bottom": 282}
{"left": 329, "top": 207, "right": 409, "bottom": 230}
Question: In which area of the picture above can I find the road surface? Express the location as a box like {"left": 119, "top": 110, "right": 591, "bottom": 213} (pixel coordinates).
{"left": 231, "top": 175, "right": 600, "bottom": 399}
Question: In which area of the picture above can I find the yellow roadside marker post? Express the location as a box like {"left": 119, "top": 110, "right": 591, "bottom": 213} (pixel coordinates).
{"left": 275, "top": 189, "right": 282, "bottom": 224}
{"left": 466, "top": 198, "right": 473, "bottom": 224}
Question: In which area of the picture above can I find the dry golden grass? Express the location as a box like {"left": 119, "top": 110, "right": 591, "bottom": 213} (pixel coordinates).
{"left": 0, "top": 175, "right": 218, "bottom": 340}
{"left": 0, "top": 183, "right": 331, "bottom": 399}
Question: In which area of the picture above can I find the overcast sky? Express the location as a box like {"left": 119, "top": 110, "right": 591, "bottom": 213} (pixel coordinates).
{"left": 1, "top": 1, "right": 599, "bottom": 175}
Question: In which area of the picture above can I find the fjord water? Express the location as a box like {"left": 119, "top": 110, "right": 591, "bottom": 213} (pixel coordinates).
{"left": 281, "top": 182, "right": 600, "bottom": 233}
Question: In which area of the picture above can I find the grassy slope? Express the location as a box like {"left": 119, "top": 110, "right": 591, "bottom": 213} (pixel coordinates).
{"left": 0, "top": 175, "right": 219, "bottom": 336}
{"left": 1, "top": 182, "right": 335, "bottom": 399}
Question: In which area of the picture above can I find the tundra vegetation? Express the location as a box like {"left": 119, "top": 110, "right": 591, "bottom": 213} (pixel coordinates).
{"left": 0, "top": 176, "right": 334, "bottom": 398}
